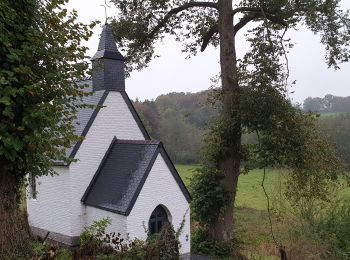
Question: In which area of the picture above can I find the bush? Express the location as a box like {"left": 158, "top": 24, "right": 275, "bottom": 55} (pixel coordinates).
{"left": 314, "top": 199, "right": 350, "bottom": 258}
{"left": 157, "top": 225, "right": 179, "bottom": 260}
{"left": 77, "top": 219, "right": 180, "bottom": 259}
{"left": 191, "top": 227, "right": 232, "bottom": 258}
{"left": 31, "top": 242, "right": 73, "bottom": 260}
{"left": 80, "top": 217, "right": 111, "bottom": 248}
{"left": 30, "top": 218, "right": 181, "bottom": 259}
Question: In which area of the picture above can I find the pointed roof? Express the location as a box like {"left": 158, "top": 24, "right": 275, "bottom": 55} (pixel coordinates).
{"left": 81, "top": 138, "right": 191, "bottom": 215}
{"left": 92, "top": 23, "right": 124, "bottom": 61}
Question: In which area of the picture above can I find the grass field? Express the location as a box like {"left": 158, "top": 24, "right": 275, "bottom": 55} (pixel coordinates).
{"left": 177, "top": 165, "right": 291, "bottom": 209}
{"left": 176, "top": 164, "right": 350, "bottom": 259}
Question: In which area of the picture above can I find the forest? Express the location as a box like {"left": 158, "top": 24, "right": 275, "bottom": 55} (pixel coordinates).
{"left": 134, "top": 93, "right": 350, "bottom": 169}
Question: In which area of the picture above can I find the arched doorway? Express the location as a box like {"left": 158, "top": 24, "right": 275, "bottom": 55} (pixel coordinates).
{"left": 148, "top": 205, "right": 169, "bottom": 235}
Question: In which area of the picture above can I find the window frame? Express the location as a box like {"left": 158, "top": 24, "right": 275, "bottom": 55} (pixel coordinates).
{"left": 148, "top": 205, "right": 169, "bottom": 235}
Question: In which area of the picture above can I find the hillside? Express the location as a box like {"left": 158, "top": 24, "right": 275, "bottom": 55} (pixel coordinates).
{"left": 133, "top": 91, "right": 217, "bottom": 164}
{"left": 133, "top": 92, "right": 350, "bottom": 168}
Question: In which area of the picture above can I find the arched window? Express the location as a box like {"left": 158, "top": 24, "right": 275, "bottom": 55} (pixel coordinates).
{"left": 148, "top": 205, "right": 169, "bottom": 235}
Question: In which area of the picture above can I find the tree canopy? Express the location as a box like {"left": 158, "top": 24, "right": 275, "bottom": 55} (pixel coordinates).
{"left": 0, "top": 0, "right": 96, "bottom": 256}
{"left": 111, "top": 0, "right": 350, "bottom": 254}
{"left": 111, "top": 0, "right": 350, "bottom": 72}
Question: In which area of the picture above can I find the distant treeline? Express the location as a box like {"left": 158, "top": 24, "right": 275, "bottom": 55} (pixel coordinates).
{"left": 303, "top": 94, "right": 350, "bottom": 113}
{"left": 133, "top": 91, "right": 217, "bottom": 164}
{"left": 133, "top": 92, "right": 350, "bottom": 169}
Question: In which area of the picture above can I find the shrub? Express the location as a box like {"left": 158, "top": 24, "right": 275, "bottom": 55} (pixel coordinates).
{"left": 191, "top": 226, "right": 232, "bottom": 258}
{"left": 157, "top": 225, "right": 179, "bottom": 260}
{"left": 80, "top": 217, "right": 111, "bottom": 248}
{"left": 314, "top": 199, "right": 350, "bottom": 258}
{"left": 76, "top": 218, "right": 180, "bottom": 259}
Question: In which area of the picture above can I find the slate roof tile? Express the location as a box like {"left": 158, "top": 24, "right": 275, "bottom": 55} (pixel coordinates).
{"left": 81, "top": 138, "right": 191, "bottom": 215}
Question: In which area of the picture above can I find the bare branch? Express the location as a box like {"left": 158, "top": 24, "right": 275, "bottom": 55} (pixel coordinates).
{"left": 201, "top": 24, "right": 218, "bottom": 52}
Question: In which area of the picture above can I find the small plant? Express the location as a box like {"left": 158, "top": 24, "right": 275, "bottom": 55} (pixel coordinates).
{"left": 56, "top": 249, "right": 73, "bottom": 260}
{"left": 157, "top": 225, "right": 180, "bottom": 260}
{"left": 80, "top": 217, "right": 111, "bottom": 249}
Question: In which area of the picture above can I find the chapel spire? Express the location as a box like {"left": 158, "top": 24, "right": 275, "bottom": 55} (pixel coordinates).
{"left": 91, "top": 23, "right": 125, "bottom": 92}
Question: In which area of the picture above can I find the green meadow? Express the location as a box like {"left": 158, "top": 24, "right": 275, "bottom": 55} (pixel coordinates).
{"left": 176, "top": 164, "right": 350, "bottom": 259}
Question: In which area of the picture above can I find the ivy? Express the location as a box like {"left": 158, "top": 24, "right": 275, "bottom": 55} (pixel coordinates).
{"left": 190, "top": 16, "right": 345, "bottom": 229}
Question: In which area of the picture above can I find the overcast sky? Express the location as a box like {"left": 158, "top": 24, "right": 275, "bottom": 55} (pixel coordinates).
{"left": 67, "top": 0, "right": 350, "bottom": 103}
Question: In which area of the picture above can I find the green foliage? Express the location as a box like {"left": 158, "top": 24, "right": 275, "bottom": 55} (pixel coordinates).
{"left": 0, "top": 0, "right": 97, "bottom": 183}
{"left": 112, "top": 0, "right": 350, "bottom": 253}
{"left": 56, "top": 249, "right": 73, "bottom": 260}
{"left": 80, "top": 217, "right": 111, "bottom": 248}
{"left": 191, "top": 227, "right": 234, "bottom": 258}
{"left": 313, "top": 200, "right": 350, "bottom": 258}
{"left": 317, "top": 113, "right": 350, "bottom": 170}
{"left": 157, "top": 225, "right": 180, "bottom": 260}
{"left": 31, "top": 242, "right": 47, "bottom": 256}
{"left": 31, "top": 242, "right": 73, "bottom": 260}
{"left": 134, "top": 91, "right": 215, "bottom": 164}
{"left": 111, "top": 0, "right": 350, "bottom": 72}
{"left": 77, "top": 220, "right": 180, "bottom": 260}
{"left": 189, "top": 125, "right": 230, "bottom": 224}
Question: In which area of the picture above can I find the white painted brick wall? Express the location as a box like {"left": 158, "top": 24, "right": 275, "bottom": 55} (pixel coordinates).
{"left": 27, "top": 92, "right": 144, "bottom": 238}
{"left": 27, "top": 91, "right": 191, "bottom": 255}
{"left": 127, "top": 154, "right": 191, "bottom": 254}
{"left": 85, "top": 206, "right": 127, "bottom": 238}
{"left": 27, "top": 166, "right": 72, "bottom": 235}
{"left": 69, "top": 91, "right": 145, "bottom": 236}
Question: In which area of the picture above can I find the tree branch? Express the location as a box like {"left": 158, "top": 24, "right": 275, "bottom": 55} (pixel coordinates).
{"left": 234, "top": 12, "right": 288, "bottom": 35}
{"left": 232, "top": 7, "right": 264, "bottom": 16}
{"left": 201, "top": 24, "right": 218, "bottom": 52}
{"left": 147, "top": 2, "right": 218, "bottom": 41}
{"left": 234, "top": 13, "right": 261, "bottom": 34}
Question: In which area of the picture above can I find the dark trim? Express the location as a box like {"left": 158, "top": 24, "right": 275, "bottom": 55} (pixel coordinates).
{"left": 159, "top": 143, "right": 192, "bottom": 202}
{"left": 124, "top": 145, "right": 161, "bottom": 215}
{"left": 81, "top": 139, "right": 191, "bottom": 216}
{"left": 116, "top": 139, "right": 159, "bottom": 145}
{"left": 92, "top": 50, "right": 125, "bottom": 61}
{"left": 69, "top": 91, "right": 109, "bottom": 160}
{"left": 125, "top": 143, "right": 191, "bottom": 215}
{"left": 81, "top": 136, "right": 117, "bottom": 202}
{"left": 120, "top": 91, "right": 151, "bottom": 140}
{"left": 83, "top": 202, "right": 128, "bottom": 216}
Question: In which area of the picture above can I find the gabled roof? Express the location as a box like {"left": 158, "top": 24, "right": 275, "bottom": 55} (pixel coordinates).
{"left": 55, "top": 82, "right": 150, "bottom": 166}
{"left": 81, "top": 138, "right": 191, "bottom": 216}
{"left": 67, "top": 83, "right": 108, "bottom": 160}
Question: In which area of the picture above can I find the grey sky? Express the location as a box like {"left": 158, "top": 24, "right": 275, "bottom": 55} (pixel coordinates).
{"left": 68, "top": 0, "right": 350, "bottom": 103}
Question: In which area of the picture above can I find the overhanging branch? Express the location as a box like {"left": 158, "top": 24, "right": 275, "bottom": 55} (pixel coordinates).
{"left": 234, "top": 11, "right": 288, "bottom": 35}
{"left": 201, "top": 24, "right": 218, "bottom": 52}
{"left": 146, "top": 2, "right": 218, "bottom": 41}
{"left": 232, "top": 7, "right": 264, "bottom": 16}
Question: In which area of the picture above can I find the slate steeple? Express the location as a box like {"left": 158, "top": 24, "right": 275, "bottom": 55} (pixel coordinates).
{"left": 92, "top": 23, "right": 125, "bottom": 92}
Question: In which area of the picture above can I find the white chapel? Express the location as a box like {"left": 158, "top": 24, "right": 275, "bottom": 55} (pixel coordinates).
{"left": 26, "top": 24, "right": 191, "bottom": 255}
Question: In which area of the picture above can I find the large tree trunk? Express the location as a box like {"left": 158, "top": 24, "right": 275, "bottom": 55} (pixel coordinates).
{"left": 0, "top": 167, "right": 30, "bottom": 259}
{"left": 208, "top": 0, "right": 241, "bottom": 243}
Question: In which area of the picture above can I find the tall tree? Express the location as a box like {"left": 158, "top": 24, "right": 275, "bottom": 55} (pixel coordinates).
{"left": 110, "top": 0, "right": 350, "bottom": 250}
{"left": 0, "top": 0, "right": 95, "bottom": 256}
